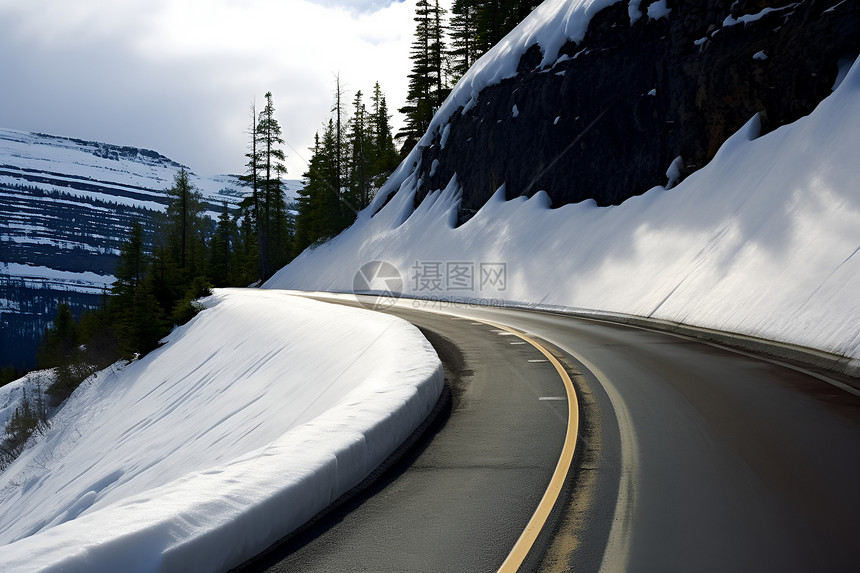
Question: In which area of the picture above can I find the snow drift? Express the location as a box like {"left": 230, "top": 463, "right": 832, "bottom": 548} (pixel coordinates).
{"left": 0, "top": 289, "right": 443, "bottom": 572}
{"left": 266, "top": 40, "right": 860, "bottom": 364}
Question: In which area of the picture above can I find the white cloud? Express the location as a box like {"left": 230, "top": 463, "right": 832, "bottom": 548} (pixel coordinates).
{"left": 0, "top": 0, "right": 432, "bottom": 178}
{"left": 306, "top": 0, "right": 407, "bottom": 15}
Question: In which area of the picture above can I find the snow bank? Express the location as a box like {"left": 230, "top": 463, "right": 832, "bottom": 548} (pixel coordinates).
{"left": 0, "top": 289, "right": 443, "bottom": 572}
{"left": 266, "top": 58, "right": 860, "bottom": 362}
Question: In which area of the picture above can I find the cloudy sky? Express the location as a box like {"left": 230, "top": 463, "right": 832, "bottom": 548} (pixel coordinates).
{"left": 0, "top": 0, "right": 451, "bottom": 178}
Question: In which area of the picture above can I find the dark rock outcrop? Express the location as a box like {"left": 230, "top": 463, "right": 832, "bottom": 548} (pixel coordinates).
{"left": 413, "top": 0, "right": 860, "bottom": 222}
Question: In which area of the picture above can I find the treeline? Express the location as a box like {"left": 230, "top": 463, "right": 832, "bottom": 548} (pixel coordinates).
{"left": 294, "top": 80, "right": 400, "bottom": 253}
{"left": 28, "top": 168, "right": 225, "bottom": 405}
{"left": 398, "top": 0, "right": 540, "bottom": 151}
{"left": 2, "top": 168, "right": 236, "bottom": 463}
{"left": 14, "top": 84, "right": 403, "bottom": 392}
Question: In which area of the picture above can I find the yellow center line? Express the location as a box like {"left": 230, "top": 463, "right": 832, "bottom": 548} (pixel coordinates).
{"left": 479, "top": 319, "right": 579, "bottom": 573}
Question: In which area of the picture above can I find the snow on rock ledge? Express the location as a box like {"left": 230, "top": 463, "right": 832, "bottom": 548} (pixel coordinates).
{"left": 366, "top": 0, "right": 623, "bottom": 215}
{"left": 0, "top": 289, "right": 443, "bottom": 572}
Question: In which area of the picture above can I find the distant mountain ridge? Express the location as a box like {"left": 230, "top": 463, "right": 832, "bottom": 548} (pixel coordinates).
{"left": 0, "top": 128, "right": 299, "bottom": 370}
{"left": 15, "top": 130, "right": 185, "bottom": 169}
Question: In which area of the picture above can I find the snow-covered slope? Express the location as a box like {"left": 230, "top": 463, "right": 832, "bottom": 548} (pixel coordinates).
{"left": 0, "top": 289, "right": 442, "bottom": 572}
{"left": 266, "top": 37, "right": 860, "bottom": 365}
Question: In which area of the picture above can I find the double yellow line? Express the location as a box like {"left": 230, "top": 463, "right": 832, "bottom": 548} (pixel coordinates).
{"left": 485, "top": 322, "right": 579, "bottom": 572}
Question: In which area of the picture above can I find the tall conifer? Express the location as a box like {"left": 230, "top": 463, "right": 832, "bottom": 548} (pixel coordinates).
{"left": 399, "top": 0, "right": 448, "bottom": 152}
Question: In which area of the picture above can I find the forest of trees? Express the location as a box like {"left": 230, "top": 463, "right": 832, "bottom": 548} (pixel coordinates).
{"left": 294, "top": 79, "right": 401, "bottom": 254}
{"left": 25, "top": 168, "right": 224, "bottom": 405}
{"left": 2, "top": 169, "right": 223, "bottom": 465}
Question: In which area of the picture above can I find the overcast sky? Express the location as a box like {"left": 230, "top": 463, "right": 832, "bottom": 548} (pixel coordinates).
{"left": 0, "top": 0, "right": 451, "bottom": 179}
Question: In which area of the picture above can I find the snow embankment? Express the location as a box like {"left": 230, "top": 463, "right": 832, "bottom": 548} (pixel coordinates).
{"left": 266, "top": 58, "right": 860, "bottom": 364}
{"left": 0, "top": 289, "right": 443, "bottom": 572}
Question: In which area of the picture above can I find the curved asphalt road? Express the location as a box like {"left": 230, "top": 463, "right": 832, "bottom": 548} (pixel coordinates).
{"left": 241, "top": 295, "right": 860, "bottom": 572}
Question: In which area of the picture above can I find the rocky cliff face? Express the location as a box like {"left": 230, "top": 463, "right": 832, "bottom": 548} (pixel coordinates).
{"left": 412, "top": 0, "right": 860, "bottom": 221}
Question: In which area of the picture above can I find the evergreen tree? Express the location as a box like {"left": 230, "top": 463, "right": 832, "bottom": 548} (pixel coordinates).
{"left": 270, "top": 163, "right": 292, "bottom": 271}
{"left": 399, "top": 0, "right": 448, "bottom": 153}
{"left": 208, "top": 202, "right": 237, "bottom": 287}
{"left": 293, "top": 134, "right": 320, "bottom": 255}
{"left": 147, "top": 240, "right": 182, "bottom": 319}
{"left": 36, "top": 302, "right": 99, "bottom": 401}
{"left": 370, "top": 82, "right": 400, "bottom": 188}
{"left": 431, "top": 0, "right": 449, "bottom": 107}
{"left": 253, "top": 91, "right": 289, "bottom": 280}
{"left": 76, "top": 305, "right": 118, "bottom": 371}
{"left": 239, "top": 101, "right": 265, "bottom": 281}
{"left": 473, "top": 1, "right": 539, "bottom": 55}
{"left": 331, "top": 75, "right": 348, "bottom": 206}
{"left": 36, "top": 302, "right": 77, "bottom": 370}
{"left": 294, "top": 123, "right": 342, "bottom": 254}
{"left": 293, "top": 81, "right": 400, "bottom": 257}
{"left": 112, "top": 222, "right": 167, "bottom": 358}
{"left": 114, "top": 222, "right": 147, "bottom": 294}
{"left": 1, "top": 386, "right": 48, "bottom": 464}
{"left": 164, "top": 168, "right": 207, "bottom": 277}
{"left": 234, "top": 209, "right": 261, "bottom": 285}
{"left": 449, "top": 0, "right": 481, "bottom": 81}
{"left": 127, "top": 279, "right": 169, "bottom": 356}
{"left": 347, "top": 90, "right": 373, "bottom": 211}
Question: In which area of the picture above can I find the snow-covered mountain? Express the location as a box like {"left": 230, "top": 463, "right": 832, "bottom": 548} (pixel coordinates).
{"left": 0, "top": 128, "right": 301, "bottom": 370}
{"left": 267, "top": 1, "right": 860, "bottom": 371}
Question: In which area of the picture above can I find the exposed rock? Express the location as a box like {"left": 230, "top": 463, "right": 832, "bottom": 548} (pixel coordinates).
{"left": 413, "top": 0, "right": 860, "bottom": 222}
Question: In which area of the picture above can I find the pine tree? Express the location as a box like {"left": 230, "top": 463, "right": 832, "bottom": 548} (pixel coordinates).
{"left": 208, "top": 202, "right": 237, "bottom": 287}
{"left": 449, "top": 0, "right": 481, "bottom": 81}
{"left": 347, "top": 90, "right": 373, "bottom": 212}
{"left": 473, "top": 1, "right": 539, "bottom": 54}
{"left": 36, "top": 302, "right": 77, "bottom": 370}
{"left": 255, "top": 91, "right": 289, "bottom": 279}
{"left": 113, "top": 223, "right": 147, "bottom": 302}
{"left": 431, "top": 0, "right": 449, "bottom": 108}
{"left": 1, "top": 386, "right": 48, "bottom": 463}
{"left": 399, "top": 0, "right": 448, "bottom": 152}
{"left": 271, "top": 163, "right": 292, "bottom": 271}
{"left": 332, "top": 75, "right": 347, "bottom": 203}
{"left": 164, "top": 168, "right": 207, "bottom": 276}
{"left": 111, "top": 223, "right": 167, "bottom": 358}
{"left": 239, "top": 101, "right": 265, "bottom": 281}
{"left": 234, "top": 210, "right": 260, "bottom": 285}
{"left": 370, "top": 82, "right": 399, "bottom": 188}
{"left": 294, "top": 122, "right": 342, "bottom": 254}
{"left": 114, "top": 222, "right": 146, "bottom": 294}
